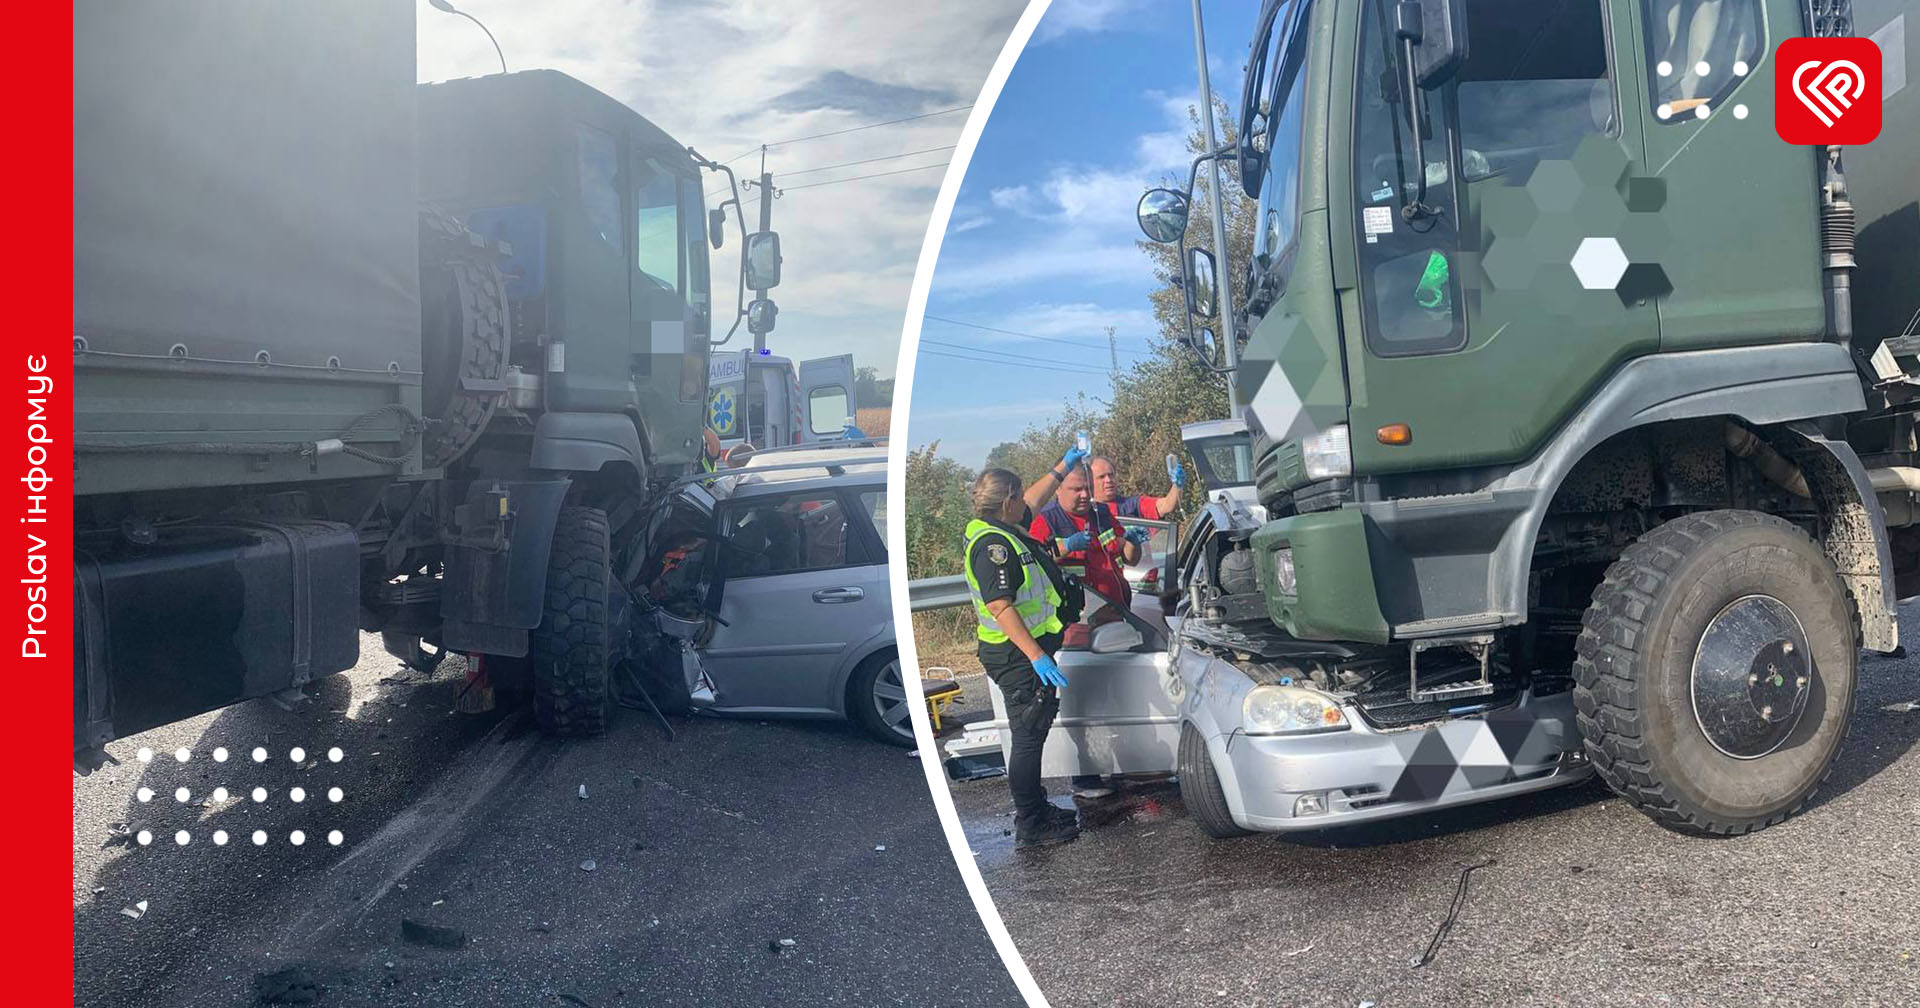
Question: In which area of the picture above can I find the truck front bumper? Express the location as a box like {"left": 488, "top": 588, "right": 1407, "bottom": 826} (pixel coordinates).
{"left": 1215, "top": 688, "right": 1592, "bottom": 832}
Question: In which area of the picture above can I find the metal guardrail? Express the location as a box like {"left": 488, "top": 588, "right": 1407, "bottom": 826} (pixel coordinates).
{"left": 909, "top": 517, "right": 1177, "bottom": 613}
{"left": 909, "top": 575, "right": 971, "bottom": 612}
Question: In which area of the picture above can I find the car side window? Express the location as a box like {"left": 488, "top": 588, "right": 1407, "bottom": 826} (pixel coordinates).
{"left": 857, "top": 489, "right": 887, "bottom": 553}
{"left": 722, "top": 494, "right": 851, "bottom": 577}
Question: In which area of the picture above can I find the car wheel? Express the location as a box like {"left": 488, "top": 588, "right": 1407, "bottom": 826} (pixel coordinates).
{"left": 1177, "top": 723, "right": 1250, "bottom": 838}
{"left": 1573, "top": 509, "right": 1856, "bottom": 836}
{"left": 848, "top": 651, "right": 915, "bottom": 746}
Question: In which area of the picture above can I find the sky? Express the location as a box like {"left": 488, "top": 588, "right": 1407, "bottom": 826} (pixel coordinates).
{"left": 416, "top": 0, "right": 1025, "bottom": 385}
{"left": 909, "top": 0, "right": 1262, "bottom": 467}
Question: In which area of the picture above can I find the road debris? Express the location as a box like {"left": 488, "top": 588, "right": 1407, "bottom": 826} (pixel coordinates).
{"left": 557, "top": 995, "right": 596, "bottom": 1008}
{"left": 580, "top": 859, "right": 597, "bottom": 872}
{"left": 578, "top": 784, "right": 589, "bottom": 799}
{"left": 874, "top": 845, "right": 887, "bottom": 852}
{"left": 1413, "top": 859, "right": 1495, "bottom": 969}
{"left": 119, "top": 900, "right": 148, "bottom": 920}
{"left": 400, "top": 918, "right": 469, "bottom": 949}
{"left": 769, "top": 937, "right": 798, "bottom": 953}
{"left": 1882, "top": 700, "right": 1918, "bottom": 713}
{"left": 1282, "top": 942, "right": 1314, "bottom": 957}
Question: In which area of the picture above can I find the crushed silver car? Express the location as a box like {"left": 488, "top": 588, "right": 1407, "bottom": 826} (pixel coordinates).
{"left": 636, "top": 441, "right": 910, "bottom": 744}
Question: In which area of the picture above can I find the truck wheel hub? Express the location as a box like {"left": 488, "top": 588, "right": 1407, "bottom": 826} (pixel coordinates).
{"left": 1690, "top": 594, "right": 1812, "bottom": 759}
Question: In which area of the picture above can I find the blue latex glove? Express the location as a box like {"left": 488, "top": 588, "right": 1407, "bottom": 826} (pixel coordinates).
{"left": 1168, "top": 457, "right": 1186, "bottom": 485}
{"left": 1060, "top": 444, "right": 1089, "bottom": 471}
{"left": 1124, "top": 526, "right": 1152, "bottom": 545}
{"left": 1061, "top": 529, "right": 1093, "bottom": 552}
{"left": 1032, "top": 654, "right": 1068, "bottom": 688}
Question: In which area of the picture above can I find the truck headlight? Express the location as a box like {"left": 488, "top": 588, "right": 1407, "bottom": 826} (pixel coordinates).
{"left": 1242, "top": 684, "right": 1349, "bottom": 735}
{"left": 1272, "top": 547, "right": 1296, "bottom": 595}
{"left": 1301, "top": 424, "right": 1352, "bottom": 480}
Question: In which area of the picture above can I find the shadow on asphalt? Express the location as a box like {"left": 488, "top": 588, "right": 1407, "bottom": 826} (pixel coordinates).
{"left": 74, "top": 660, "right": 505, "bottom": 1008}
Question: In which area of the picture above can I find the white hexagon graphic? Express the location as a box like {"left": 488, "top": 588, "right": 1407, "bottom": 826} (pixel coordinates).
{"left": 1570, "top": 236, "right": 1629, "bottom": 290}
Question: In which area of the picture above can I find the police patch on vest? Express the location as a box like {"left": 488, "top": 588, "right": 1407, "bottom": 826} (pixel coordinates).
{"left": 987, "top": 542, "right": 1010, "bottom": 565}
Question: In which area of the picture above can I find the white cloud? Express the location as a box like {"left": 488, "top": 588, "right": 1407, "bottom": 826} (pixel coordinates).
{"left": 1034, "top": 0, "right": 1150, "bottom": 42}
{"left": 417, "top": 0, "right": 1025, "bottom": 379}
{"left": 989, "top": 185, "right": 1035, "bottom": 211}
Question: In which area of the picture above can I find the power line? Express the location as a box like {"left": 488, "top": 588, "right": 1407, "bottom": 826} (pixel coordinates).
{"left": 922, "top": 314, "right": 1152, "bottom": 357}
{"left": 767, "top": 104, "right": 973, "bottom": 147}
{"left": 779, "top": 161, "right": 950, "bottom": 192}
{"left": 717, "top": 104, "right": 974, "bottom": 164}
{"left": 782, "top": 145, "right": 957, "bottom": 178}
{"left": 920, "top": 338, "right": 1114, "bottom": 372}
{"left": 919, "top": 348, "right": 1112, "bottom": 377}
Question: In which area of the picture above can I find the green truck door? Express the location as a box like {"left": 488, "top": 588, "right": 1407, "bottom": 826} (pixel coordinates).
{"left": 1347, "top": 0, "right": 1663, "bottom": 476}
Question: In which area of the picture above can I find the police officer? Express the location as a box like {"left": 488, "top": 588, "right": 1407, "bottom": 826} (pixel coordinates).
{"left": 964, "top": 444, "right": 1087, "bottom": 848}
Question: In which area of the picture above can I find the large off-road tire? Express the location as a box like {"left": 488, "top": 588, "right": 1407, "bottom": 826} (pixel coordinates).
{"left": 846, "top": 651, "right": 914, "bottom": 746}
{"left": 530, "top": 507, "right": 615, "bottom": 736}
{"left": 1572, "top": 510, "right": 1856, "bottom": 836}
{"left": 1177, "top": 723, "right": 1251, "bottom": 838}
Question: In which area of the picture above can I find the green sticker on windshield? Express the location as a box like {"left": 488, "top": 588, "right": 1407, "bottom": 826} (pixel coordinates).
{"left": 1415, "top": 250, "right": 1451, "bottom": 311}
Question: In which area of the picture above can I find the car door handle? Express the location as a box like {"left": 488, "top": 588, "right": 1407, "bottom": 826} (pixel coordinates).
{"left": 812, "top": 587, "right": 863, "bottom": 603}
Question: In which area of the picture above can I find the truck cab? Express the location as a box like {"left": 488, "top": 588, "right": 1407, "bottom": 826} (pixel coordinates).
{"left": 1105, "top": 0, "right": 1919, "bottom": 837}
{"left": 418, "top": 69, "right": 715, "bottom": 473}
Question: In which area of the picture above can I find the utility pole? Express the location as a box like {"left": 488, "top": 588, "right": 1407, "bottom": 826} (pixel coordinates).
{"left": 754, "top": 145, "right": 773, "bottom": 353}
{"left": 1190, "top": 0, "right": 1239, "bottom": 409}
{"left": 1107, "top": 326, "right": 1119, "bottom": 379}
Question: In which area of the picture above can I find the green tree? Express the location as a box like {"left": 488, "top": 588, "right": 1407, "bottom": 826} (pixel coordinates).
{"left": 855, "top": 366, "right": 895, "bottom": 408}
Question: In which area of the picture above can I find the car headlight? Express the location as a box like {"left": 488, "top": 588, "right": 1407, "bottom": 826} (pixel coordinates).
{"left": 1300, "top": 424, "right": 1352, "bottom": 480}
{"left": 1242, "top": 684, "right": 1349, "bottom": 735}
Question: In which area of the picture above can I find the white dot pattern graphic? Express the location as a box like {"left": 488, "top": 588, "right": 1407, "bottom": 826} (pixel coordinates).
{"left": 124, "top": 742, "right": 351, "bottom": 852}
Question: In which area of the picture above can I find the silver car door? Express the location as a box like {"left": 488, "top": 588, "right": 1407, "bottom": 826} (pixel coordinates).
{"left": 698, "top": 487, "right": 881, "bottom": 714}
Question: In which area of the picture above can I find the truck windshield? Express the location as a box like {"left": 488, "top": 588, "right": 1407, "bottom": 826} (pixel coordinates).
{"left": 1246, "top": 0, "right": 1311, "bottom": 283}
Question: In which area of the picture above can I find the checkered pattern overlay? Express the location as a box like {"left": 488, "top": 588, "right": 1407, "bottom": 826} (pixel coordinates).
{"left": 1379, "top": 708, "right": 1575, "bottom": 805}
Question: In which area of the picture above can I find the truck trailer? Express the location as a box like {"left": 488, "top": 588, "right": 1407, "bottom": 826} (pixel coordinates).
{"left": 72, "top": 0, "right": 780, "bottom": 758}
{"left": 1089, "top": 0, "right": 1920, "bottom": 837}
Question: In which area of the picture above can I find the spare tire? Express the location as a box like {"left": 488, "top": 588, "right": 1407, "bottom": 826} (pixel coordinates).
{"left": 418, "top": 206, "right": 508, "bottom": 468}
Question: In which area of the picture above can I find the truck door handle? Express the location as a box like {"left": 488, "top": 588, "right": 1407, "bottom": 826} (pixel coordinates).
{"left": 812, "top": 587, "right": 863, "bottom": 604}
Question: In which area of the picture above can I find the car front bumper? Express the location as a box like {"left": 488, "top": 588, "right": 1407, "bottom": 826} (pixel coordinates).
{"left": 1214, "top": 687, "right": 1592, "bottom": 832}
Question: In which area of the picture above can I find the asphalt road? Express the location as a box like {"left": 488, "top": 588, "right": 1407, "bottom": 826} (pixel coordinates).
{"left": 938, "top": 619, "right": 1920, "bottom": 1008}
{"left": 73, "top": 635, "right": 1021, "bottom": 1008}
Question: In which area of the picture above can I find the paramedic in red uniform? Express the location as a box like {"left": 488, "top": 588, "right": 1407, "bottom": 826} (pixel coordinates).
{"left": 1089, "top": 455, "right": 1183, "bottom": 521}
{"left": 1031, "top": 467, "right": 1151, "bottom": 616}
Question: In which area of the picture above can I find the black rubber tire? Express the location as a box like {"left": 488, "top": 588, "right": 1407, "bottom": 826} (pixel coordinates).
{"left": 846, "top": 651, "right": 914, "bottom": 746}
{"left": 1572, "top": 509, "right": 1856, "bottom": 836}
{"left": 530, "top": 507, "right": 615, "bottom": 737}
{"left": 1177, "top": 723, "right": 1251, "bottom": 838}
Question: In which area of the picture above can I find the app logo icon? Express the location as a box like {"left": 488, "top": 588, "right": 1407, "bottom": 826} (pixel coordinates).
{"left": 1776, "top": 37, "right": 1882, "bottom": 144}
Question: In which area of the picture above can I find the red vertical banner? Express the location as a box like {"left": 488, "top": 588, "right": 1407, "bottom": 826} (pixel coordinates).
{"left": 13, "top": 1, "right": 74, "bottom": 999}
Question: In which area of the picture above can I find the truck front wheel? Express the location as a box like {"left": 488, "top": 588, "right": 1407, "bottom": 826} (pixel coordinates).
{"left": 1572, "top": 510, "right": 1856, "bottom": 836}
{"left": 530, "top": 506, "right": 616, "bottom": 736}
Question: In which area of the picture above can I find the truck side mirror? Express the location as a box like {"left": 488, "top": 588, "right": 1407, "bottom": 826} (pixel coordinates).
{"left": 1184, "top": 246, "right": 1218, "bottom": 319}
{"left": 1135, "top": 188, "right": 1190, "bottom": 244}
{"left": 708, "top": 209, "right": 726, "bottom": 250}
{"left": 747, "top": 298, "right": 778, "bottom": 336}
{"left": 1183, "top": 325, "right": 1226, "bottom": 371}
{"left": 745, "top": 231, "right": 782, "bottom": 290}
{"left": 1402, "top": 0, "right": 1468, "bottom": 87}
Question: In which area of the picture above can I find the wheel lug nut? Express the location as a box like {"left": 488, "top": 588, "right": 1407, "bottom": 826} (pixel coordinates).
{"left": 1761, "top": 704, "right": 1774, "bottom": 718}
{"left": 1782, "top": 642, "right": 1794, "bottom": 654}
{"left": 1748, "top": 673, "right": 1759, "bottom": 686}
{"left": 1797, "top": 676, "right": 1808, "bottom": 688}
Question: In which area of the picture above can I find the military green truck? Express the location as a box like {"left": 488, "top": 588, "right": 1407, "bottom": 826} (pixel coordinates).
{"left": 1123, "top": 0, "right": 1920, "bottom": 836}
{"left": 71, "top": 1, "right": 780, "bottom": 757}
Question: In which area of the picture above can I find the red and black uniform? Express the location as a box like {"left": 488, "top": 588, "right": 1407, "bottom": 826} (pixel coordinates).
{"left": 1031, "top": 499, "right": 1131, "bottom": 609}
{"left": 1110, "top": 493, "right": 1162, "bottom": 521}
